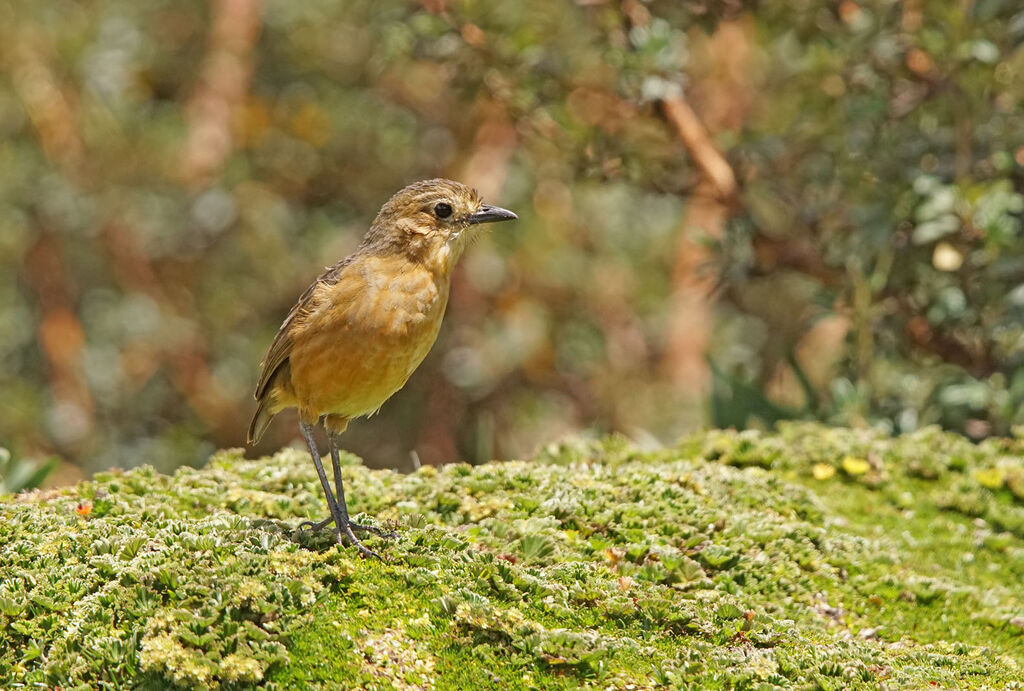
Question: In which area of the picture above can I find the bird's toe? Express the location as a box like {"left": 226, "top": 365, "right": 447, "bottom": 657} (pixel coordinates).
{"left": 297, "top": 517, "right": 335, "bottom": 532}
{"left": 349, "top": 521, "right": 397, "bottom": 539}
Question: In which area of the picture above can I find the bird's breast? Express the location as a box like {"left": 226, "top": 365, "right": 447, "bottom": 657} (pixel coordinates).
{"left": 287, "top": 256, "right": 452, "bottom": 417}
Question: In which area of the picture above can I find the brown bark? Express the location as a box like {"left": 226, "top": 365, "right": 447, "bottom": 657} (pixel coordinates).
{"left": 179, "top": 0, "right": 262, "bottom": 187}
{"left": 660, "top": 20, "right": 754, "bottom": 392}
{"left": 24, "top": 234, "right": 95, "bottom": 452}
{"left": 6, "top": 27, "right": 94, "bottom": 454}
{"left": 7, "top": 30, "right": 83, "bottom": 172}
{"left": 458, "top": 100, "right": 518, "bottom": 202}
{"left": 663, "top": 182, "right": 732, "bottom": 391}
{"left": 660, "top": 98, "right": 737, "bottom": 204}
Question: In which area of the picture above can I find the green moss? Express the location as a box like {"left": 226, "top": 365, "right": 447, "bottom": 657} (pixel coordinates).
{"left": 2, "top": 426, "right": 1023, "bottom": 688}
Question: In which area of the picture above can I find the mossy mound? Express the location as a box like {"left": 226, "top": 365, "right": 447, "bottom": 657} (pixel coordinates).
{"left": 2, "top": 423, "right": 1023, "bottom": 689}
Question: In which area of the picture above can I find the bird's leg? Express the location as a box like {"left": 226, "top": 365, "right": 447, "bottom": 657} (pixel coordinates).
{"left": 297, "top": 432, "right": 395, "bottom": 539}
{"left": 327, "top": 430, "right": 397, "bottom": 539}
{"left": 298, "top": 421, "right": 380, "bottom": 559}
{"left": 298, "top": 420, "right": 345, "bottom": 542}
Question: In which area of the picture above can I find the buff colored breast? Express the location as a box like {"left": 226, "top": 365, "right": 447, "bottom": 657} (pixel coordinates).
{"left": 284, "top": 254, "right": 451, "bottom": 420}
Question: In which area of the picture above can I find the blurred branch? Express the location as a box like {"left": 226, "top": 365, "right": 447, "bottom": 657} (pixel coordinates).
{"left": 660, "top": 96, "right": 737, "bottom": 204}
{"left": 458, "top": 99, "right": 517, "bottom": 201}
{"left": 179, "top": 0, "right": 262, "bottom": 188}
{"left": 410, "top": 100, "right": 520, "bottom": 461}
{"left": 902, "top": 307, "right": 995, "bottom": 378}
{"left": 749, "top": 234, "right": 843, "bottom": 285}
{"left": 663, "top": 187, "right": 728, "bottom": 390}
{"left": 655, "top": 19, "right": 752, "bottom": 391}
{"left": 24, "top": 232, "right": 95, "bottom": 452}
{"left": 901, "top": 0, "right": 923, "bottom": 31}
{"left": 7, "top": 27, "right": 82, "bottom": 173}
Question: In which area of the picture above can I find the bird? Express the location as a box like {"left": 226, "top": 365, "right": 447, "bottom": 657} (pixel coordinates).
{"left": 248, "top": 179, "right": 517, "bottom": 558}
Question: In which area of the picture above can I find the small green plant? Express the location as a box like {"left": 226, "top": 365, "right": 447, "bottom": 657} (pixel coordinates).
{"left": 0, "top": 447, "right": 56, "bottom": 494}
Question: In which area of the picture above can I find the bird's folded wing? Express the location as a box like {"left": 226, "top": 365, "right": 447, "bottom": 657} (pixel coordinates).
{"left": 254, "top": 256, "right": 354, "bottom": 400}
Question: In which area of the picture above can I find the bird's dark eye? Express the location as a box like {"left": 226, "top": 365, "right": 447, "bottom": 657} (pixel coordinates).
{"left": 433, "top": 202, "right": 453, "bottom": 219}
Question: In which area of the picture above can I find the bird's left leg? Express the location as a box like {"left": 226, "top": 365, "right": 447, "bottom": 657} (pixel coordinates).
{"left": 325, "top": 428, "right": 397, "bottom": 539}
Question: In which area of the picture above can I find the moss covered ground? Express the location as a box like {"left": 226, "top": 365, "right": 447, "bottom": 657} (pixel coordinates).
{"left": 1, "top": 423, "right": 1023, "bottom": 689}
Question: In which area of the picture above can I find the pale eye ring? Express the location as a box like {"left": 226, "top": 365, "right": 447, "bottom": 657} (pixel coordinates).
{"left": 433, "top": 202, "right": 453, "bottom": 219}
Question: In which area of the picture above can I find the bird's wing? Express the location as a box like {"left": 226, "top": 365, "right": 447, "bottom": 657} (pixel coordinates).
{"left": 254, "top": 256, "right": 354, "bottom": 401}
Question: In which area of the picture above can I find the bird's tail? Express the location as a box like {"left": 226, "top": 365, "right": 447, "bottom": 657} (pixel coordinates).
{"left": 247, "top": 397, "right": 276, "bottom": 445}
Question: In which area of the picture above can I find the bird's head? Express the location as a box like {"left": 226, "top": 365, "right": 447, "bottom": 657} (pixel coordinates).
{"left": 362, "top": 178, "right": 517, "bottom": 270}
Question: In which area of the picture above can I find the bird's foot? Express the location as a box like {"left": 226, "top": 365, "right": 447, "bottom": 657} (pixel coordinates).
{"left": 296, "top": 516, "right": 392, "bottom": 559}
{"left": 339, "top": 522, "right": 383, "bottom": 560}
{"left": 297, "top": 517, "right": 397, "bottom": 539}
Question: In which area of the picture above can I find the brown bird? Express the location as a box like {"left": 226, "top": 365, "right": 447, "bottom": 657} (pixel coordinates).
{"left": 248, "top": 179, "right": 517, "bottom": 558}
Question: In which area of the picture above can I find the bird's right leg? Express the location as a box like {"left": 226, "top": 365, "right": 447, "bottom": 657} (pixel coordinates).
{"left": 298, "top": 420, "right": 348, "bottom": 547}
{"left": 323, "top": 430, "right": 386, "bottom": 558}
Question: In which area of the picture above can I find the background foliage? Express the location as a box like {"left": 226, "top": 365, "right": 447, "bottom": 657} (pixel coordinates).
{"left": 1, "top": 0, "right": 1023, "bottom": 476}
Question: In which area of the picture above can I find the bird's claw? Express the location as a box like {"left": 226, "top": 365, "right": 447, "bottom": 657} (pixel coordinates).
{"left": 340, "top": 523, "right": 384, "bottom": 561}
{"left": 297, "top": 517, "right": 396, "bottom": 539}
{"left": 351, "top": 541, "right": 384, "bottom": 561}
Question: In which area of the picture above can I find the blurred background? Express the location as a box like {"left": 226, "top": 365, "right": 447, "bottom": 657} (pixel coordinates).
{"left": 1, "top": 0, "right": 1023, "bottom": 487}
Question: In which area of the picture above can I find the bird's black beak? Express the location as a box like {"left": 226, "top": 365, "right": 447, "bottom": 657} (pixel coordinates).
{"left": 467, "top": 204, "right": 518, "bottom": 225}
